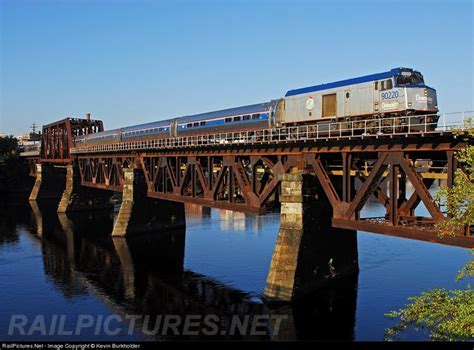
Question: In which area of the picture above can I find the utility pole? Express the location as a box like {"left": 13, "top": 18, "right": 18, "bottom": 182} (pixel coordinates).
{"left": 31, "top": 123, "right": 37, "bottom": 134}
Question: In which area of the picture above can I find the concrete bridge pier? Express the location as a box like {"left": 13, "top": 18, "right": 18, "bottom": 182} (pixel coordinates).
{"left": 57, "top": 165, "right": 113, "bottom": 213}
{"left": 29, "top": 164, "right": 66, "bottom": 201}
{"left": 264, "top": 172, "right": 359, "bottom": 302}
{"left": 112, "top": 168, "right": 186, "bottom": 237}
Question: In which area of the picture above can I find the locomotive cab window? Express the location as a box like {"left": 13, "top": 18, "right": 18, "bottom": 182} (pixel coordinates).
{"left": 396, "top": 71, "right": 424, "bottom": 86}
{"left": 380, "top": 79, "right": 393, "bottom": 91}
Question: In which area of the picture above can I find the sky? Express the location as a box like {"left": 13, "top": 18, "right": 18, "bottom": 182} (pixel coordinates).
{"left": 1, "top": 0, "right": 473, "bottom": 135}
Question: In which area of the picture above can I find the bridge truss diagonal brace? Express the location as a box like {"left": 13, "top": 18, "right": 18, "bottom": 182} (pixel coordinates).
{"left": 78, "top": 157, "right": 125, "bottom": 192}
{"left": 301, "top": 151, "right": 445, "bottom": 226}
{"left": 342, "top": 151, "right": 444, "bottom": 224}
{"left": 398, "top": 178, "right": 436, "bottom": 217}
{"left": 357, "top": 174, "right": 390, "bottom": 213}
{"left": 343, "top": 153, "right": 389, "bottom": 220}
{"left": 397, "top": 154, "right": 445, "bottom": 222}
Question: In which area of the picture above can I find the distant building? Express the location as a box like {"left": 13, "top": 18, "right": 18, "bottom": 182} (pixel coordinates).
{"left": 16, "top": 132, "right": 41, "bottom": 150}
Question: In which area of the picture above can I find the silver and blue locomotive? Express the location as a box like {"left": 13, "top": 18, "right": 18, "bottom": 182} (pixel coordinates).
{"left": 75, "top": 67, "right": 438, "bottom": 146}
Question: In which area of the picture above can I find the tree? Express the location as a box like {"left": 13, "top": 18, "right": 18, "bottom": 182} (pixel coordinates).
{"left": 0, "top": 136, "right": 19, "bottom": 160}
{"left": 384, "top": 263, "right": 474, "bottom": 341}
{"left": 384, "top": 123, "right": 474, "bottom": 341}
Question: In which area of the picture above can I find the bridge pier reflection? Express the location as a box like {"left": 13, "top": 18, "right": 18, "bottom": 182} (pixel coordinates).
{"left": 29, "top": 199, "right": 62, "bottom": 237}
{"left": 24, "top": 200, "right": 358, "bottom": 340}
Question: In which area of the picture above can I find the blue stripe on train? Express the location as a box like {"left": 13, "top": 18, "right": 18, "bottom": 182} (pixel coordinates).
{"left": 285, "top": 68, "right": 402, "bottom": 97}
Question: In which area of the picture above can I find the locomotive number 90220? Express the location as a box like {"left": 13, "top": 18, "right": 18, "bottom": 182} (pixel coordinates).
{"left": 381, "top": 90, "right": 399, "bottom": 100}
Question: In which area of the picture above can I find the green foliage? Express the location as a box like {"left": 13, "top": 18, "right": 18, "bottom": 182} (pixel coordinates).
{"left": 456, "top": 249, "right": 474, "bottom": 282}
{"left": 384, "top": 289, "right": 474, "bottom": 341}
{"left": 435, "top": 146, "right": 474, "bottom": 235}
{"left": 453, "top": 116, "right": 474, "bottom": 139}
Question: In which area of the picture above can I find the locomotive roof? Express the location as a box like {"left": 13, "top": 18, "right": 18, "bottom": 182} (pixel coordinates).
{"left": 285, "top": 68, "right": 407, "bottom": 97}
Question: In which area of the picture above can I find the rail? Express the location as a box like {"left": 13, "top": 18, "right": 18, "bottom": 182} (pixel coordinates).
{"left": 69, "top": 111, "right": 473, "bottom": 154}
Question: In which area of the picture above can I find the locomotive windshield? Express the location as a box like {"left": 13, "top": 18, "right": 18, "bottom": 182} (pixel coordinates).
{"left": 395, "top": 71, "right": 424, "bottom": 86}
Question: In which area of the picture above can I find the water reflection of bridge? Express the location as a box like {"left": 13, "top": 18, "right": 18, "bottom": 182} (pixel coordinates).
{"left": 22, "top": 200, "right": 358, "bottom": 341}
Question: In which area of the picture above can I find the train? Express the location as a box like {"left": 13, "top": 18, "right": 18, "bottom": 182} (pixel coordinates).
{"left": 75, "top": 67, "right": 439, "bottom": 146}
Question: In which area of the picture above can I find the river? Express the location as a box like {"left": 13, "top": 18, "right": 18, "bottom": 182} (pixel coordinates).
{"left": 0, "top": 188, "right": 471, "bottom": 341}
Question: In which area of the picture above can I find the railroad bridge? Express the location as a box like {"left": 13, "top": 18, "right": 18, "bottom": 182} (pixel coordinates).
{"left": 21, "top": 113, "right": 474, "bottom": 301}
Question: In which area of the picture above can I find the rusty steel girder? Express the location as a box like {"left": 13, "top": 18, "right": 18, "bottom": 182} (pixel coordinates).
{"left": 76, "top": 143, "right": 473, "bottom": 247}
{"left": 78, "top": 154, "right": 299, "bottom": 213}
{"left": 40, "top": 117, "right": 103, "bottom": 164}
{"left": 78, "top": 156, "right": 133, "bottom": 192}
{"left": 139, "top": 155, "right": 299, "bottom": 213}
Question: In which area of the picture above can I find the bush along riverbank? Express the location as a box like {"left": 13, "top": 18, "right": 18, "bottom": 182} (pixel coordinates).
{"left": 0, "top": 136, "right": 34, "bottom": 198}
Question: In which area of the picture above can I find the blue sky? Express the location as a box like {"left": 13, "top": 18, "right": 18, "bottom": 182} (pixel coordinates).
{"left": 1, "top": 0, "right": 473, "bottom": 135}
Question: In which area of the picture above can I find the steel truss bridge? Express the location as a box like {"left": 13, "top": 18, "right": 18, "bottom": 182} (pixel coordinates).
{"left": 22, "top": 112, "right": 474, "bottom": 248}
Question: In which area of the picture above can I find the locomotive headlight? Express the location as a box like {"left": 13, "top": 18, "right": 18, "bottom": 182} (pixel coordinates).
{"left": 424, "top": 89, "right": 428, "bottom": 96}
{"left": 408, "top": 102, "right": 412, "bottom": 107}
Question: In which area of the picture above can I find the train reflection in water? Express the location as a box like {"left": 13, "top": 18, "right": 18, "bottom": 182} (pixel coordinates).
{"left": 19, "top": 200, "right": 358, "bottom": 340}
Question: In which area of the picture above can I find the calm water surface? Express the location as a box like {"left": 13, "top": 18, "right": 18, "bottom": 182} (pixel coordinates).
{"left": 0, "top": 190, "right": 471, "bottom": 341}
